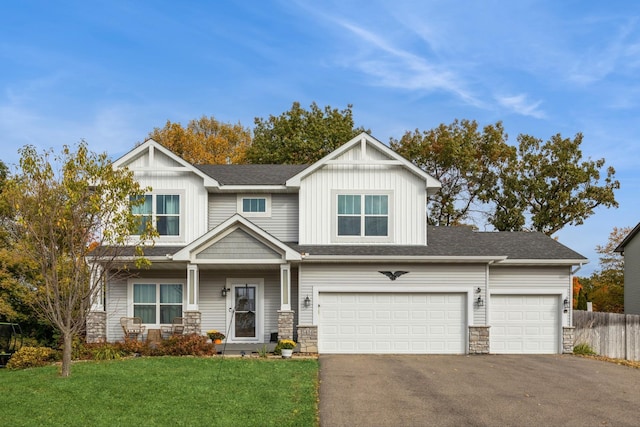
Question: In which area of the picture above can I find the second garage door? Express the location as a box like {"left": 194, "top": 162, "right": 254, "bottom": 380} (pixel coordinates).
{"left": 318, "top": 292, "right": 466, "bottom": 354}
{"left": 490, "top": 294, "right": 559, "bottom": 354}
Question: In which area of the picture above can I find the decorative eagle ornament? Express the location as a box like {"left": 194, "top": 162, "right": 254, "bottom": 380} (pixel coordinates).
{"left": 379, "top": 271, "right": 409, "bottom": 281}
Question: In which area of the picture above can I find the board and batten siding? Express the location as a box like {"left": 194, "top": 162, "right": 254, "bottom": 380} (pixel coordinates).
{"left": 488, "top": 265, "right": 572, "bottom": 326}
{"left": 131, "top": 171, "right": 209, "bottom": 245}
{"left": 297, "top": 263, "right": 486, "bottom": 326}
{"left": 298, "top": 165, "right": 427, "bottom": 245}
{"left": 624, "top": 232, "right": 640, "bottom": 314}
{"left": 208, "top": 193, "right": 299, "bottom": 242}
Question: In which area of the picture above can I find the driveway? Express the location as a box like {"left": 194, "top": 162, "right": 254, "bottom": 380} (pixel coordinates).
{"left": 319, "top": 354, "right": 640, "bottom": 427}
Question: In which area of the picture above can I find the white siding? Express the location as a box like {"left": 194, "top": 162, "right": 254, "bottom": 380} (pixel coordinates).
{"left": 488, "top": 265, "right": 571, "bottom": 327}
{"left": 298, "top": 165, "right": 427, "bottom": 245}
{"left": 208, "top": 193, "right": 298, "bottom": 242}
{"left": 298, "top": 263, "right": 485, "bottom": 325}
{"left": 106, "top": 278, "right": 127, "bottom": 342}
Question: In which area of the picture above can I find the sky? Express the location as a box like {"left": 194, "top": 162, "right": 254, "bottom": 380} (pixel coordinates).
{"left": 1, "top": 0, "right": 639, "bottom": 275}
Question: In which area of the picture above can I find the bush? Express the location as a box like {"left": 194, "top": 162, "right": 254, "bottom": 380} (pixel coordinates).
{"left": 6, "top": 346, "right": 56, "bottom": 370}
{"left": 573, "top": 342, "right": 596, "bottom": 355}
{"left": 91, "top": 344, "right": 124, "bottom": 361}
{"left": 159, "top": 334, "right": 216, "bottom": 356}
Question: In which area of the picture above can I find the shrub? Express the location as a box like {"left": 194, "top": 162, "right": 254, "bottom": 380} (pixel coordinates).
{"left": 573, "top": 342, "right": 596, "bottom": 355}
{"left": 6, "top": 346, "right": 56, "bottom": 370}
{"left": 113, "top": 339, "right": 159, "bottom": 357}
{"left": 159, "top": 334, "right": 216, "bottom": 356}
{"left": 91, "top": 344, "right": 124, "bottom": 361}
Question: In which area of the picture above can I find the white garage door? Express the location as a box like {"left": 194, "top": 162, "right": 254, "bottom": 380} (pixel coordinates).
{"left": 490, "top": 295, "right": 559, "bottom": 354}
{"left": 318, "top": 292, "right": 466, "bottom": 354}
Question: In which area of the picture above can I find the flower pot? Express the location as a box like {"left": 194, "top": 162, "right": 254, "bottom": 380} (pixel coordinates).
{"left": 281, "top": 349, "right": 293, "bottom": 358}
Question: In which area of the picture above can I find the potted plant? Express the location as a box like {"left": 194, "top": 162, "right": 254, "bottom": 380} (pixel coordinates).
{"left": 207, "top": 330, "right": 225, "bottom": 344}
{"left": 276, "top": 339, "right": 296, "bottom": 358}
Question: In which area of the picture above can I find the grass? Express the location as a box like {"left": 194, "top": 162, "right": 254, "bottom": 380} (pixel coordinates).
{"left": 0, "top": 356, "right": 319, "bottom": 427}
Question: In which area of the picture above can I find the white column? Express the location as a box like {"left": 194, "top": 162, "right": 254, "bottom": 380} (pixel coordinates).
{"left": 187, "top": 264, "right": 199, "bottom": 311}
{"left": 90, "top": 264, "right": 105, "bottom": 311}
{"left": 280, "top": 264, "right": 291, "bottom": 311}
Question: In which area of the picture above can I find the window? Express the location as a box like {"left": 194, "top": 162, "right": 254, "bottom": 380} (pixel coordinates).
{"left": 337, "top": 194, "right": 388, "bottom": 237}
{"left": 237, "top": 195, "right": 271, "bottom": 217}
{"left": 133, "top": 283, "right": 183, "bottom": 324}
{"left": 131, "top": 194, "right": 180, "bottom": 236}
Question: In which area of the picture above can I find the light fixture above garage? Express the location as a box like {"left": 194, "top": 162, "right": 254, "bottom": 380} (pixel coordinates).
{"left": 304, "top": 295, "right": 311, "bottom": 308}
{"left": 563, "top": 297, "right": 570, "bottom": 313}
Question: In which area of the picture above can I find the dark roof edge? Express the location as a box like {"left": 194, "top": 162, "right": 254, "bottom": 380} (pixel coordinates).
{"left": 615, "top": 222, "right": 640, "bottom": 252}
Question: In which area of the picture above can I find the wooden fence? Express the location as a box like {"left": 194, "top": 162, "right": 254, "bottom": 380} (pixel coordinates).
{"left": 573, "top": 310, "right": 640, "bottom": 361}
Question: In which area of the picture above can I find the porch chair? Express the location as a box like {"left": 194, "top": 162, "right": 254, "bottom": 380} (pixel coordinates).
{"left": 162, "top": 317, "right": 185, "bottom": 338}
{"left": 120, "top": 317, "right": 146, "bottom": 341}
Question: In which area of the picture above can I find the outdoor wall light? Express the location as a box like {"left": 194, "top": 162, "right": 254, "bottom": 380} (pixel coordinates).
{"left": 476, "top": 287, "right": 482, "bottom": 294}
{"left": 476, "top": 296, "right": 484, "bottom": 307}
{"left": 304, "top": 295, "right": 311, "bottom": 308}
{"left": 221, "top": 287, "right": 230, "bottom": 297}
{"left": 563, "top": 297, "right": 570, "bottom": 313}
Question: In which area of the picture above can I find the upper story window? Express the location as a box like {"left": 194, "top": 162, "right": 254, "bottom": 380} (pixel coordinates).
{"left": 337, "top": 194, "right": 388, "bottom": 237}
{"left": 238, "top": 195, "right": 271, "bottom": 217}
{"left": 131, "top": 193, "right": 181, "bottom": 237}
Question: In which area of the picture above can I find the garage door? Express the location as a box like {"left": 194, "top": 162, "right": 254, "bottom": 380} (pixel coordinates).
{"left": 318, "top": 292, "right": 466, "bottom": 354}
{"left": 490, "top": 295, "right": 559, "bottom": 354}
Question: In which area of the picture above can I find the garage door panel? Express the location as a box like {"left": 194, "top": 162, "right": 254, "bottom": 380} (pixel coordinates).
{"left": 319, "top": 292, "right": 466, "bottom": 354}
{"left": 490, "top": 295, "right": 559, "bottom": 354}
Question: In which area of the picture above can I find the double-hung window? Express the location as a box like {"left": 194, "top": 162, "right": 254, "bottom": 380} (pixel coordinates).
{"left": 133, "top": 283, "right": 183, "bottom": 324}
{"left": 131, "top": 194, "right": 181, "bottom": 236}
{"left": 337, "top": 194, "right": 389, "bottom": 237}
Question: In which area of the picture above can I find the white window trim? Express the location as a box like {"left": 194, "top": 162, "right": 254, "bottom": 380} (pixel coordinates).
{"left": 132, "top": 190, "right": 185, "bottom": 243}
{"left": 127, "top": 279, "right": 187, "bottom": 328}
{"left": 237, "top": 194, "right": 271, "bottom": 217}
{"left": 331, "top": 190, "right": 393, "bottom": 243}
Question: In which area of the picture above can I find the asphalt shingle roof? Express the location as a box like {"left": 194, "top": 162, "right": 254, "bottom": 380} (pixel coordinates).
{"left": 195, "top": 164, "right": 309, "bottom": 185}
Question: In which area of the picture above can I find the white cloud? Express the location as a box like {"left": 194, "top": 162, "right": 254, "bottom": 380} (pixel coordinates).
{"left": 495, "top": 94, "right": 545, "bottom": 119}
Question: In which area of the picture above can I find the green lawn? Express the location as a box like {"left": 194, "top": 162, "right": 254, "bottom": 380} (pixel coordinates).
{"left": 1, "top": 356, "right": 319, "bottom": 427}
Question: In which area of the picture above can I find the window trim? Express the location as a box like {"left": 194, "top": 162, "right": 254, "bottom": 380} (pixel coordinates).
{"left": 128, "top": 279, "right": 186, "bottom": 327}
{"left": 237, "top": 194, "right": 271, "bottom": 217}
{"left": 132, "top": 190, "right": 185, "bottom": 242}
{"left": 332, "top": 190, "right": 393, "bottom": 243}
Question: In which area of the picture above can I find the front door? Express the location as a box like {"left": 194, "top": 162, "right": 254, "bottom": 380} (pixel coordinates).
{"left": 227, "top": 281, "right": 263, "bottom": 342}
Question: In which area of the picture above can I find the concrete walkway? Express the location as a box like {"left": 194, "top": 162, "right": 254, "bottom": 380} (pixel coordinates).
{"left": 319, "top": 354, "right": 640, "bottom": 427}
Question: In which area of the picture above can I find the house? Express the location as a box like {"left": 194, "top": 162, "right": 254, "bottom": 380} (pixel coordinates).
{"left": 614, "top": 223, "right": 640, "bottom": 315}
{"left": 86, "top": 132, "right": 587, "bottom": 354}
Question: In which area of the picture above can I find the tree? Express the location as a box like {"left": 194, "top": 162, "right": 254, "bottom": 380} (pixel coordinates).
{"left": 391, "top": 120, "right": 515, "bottom": 227}
{"left": 491, "top": 133, "right": 620, "bottom": 235}
{"left": 247, "top": 102, "right": 369, "bottom": 164}
{"left": 576, "top": 226, "right": 631, "bottom": 313}
{"left": 2, "top": 143, "right": 155, "bottom": 376}
{"left": 148, "top": 115, "right": 251, "bottom": 164}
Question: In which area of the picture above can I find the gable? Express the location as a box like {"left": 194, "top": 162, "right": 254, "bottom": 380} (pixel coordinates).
{"left": 195, "top": 229, "right": 281, "bottom": 260}
{"left": 126, "top": 149, "right": 184, "bottom": 169}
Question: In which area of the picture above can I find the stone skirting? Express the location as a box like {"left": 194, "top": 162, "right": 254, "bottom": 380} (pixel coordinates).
{"left": 86, "top": 311, "right": 107, "bottom": 343}
{"left": 562, "top": 326, "right": 575, "bottom": 354}
{"left": 277, "top": 310, "right": 295, "bottom": 340}
{"left": 469, "top": 325, "right": 490, "bottom": 354}
{"left": 183, "top": 311, "right": 201, "bottom": 335}
{"left": 297, "top": 325, "right": 318, "bottom": 353}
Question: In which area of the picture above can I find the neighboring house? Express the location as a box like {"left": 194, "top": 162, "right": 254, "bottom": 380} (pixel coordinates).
{"left": 614, "top": 223, "right": 640, "bottom": 315}
{"left": 87, "top": 133, "right": 587, "bottom": 355}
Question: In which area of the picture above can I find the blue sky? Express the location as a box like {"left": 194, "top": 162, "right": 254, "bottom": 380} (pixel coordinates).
{"left": 1, "top": 1, "right": 639, "bottom": 275}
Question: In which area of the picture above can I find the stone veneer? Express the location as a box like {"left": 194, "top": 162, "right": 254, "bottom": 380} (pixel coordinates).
{"left": 277, "top": 310, "right": 295, "bottom": 340}
{"left": 86, "top": 311, "right": 107, "bottom": 343}
{"left": 296, "top": 325, "right": 318, "bottom": 353}
{"left": 562, "top": 326, "right": 575, "bottom": 354}
{"left": 469, "top": 325, "right": 490, "bottom": 354}
{"left": 183, "top": 311, "right": 201, "bottom": 335}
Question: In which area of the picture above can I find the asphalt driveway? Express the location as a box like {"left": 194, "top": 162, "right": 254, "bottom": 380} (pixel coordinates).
{"left": 319, "top": 354, "right": 640, "bottom": 427}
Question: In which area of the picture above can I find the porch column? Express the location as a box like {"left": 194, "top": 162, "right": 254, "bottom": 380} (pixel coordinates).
{"left": 280, "top": 264, "right": 291, "bottom": 311}
{"left": 87, "top": 264, "right": 107, "bottom": 343}
{"left": 187, "top": 264, "right": 199, "bottom": 311}
{"left": 90, "top": 264, "right": 105, "bottom": 311}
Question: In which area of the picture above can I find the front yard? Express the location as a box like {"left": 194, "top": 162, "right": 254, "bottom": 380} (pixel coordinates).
{"left": 1, "top": 356, "right": 319, "bottom": 426}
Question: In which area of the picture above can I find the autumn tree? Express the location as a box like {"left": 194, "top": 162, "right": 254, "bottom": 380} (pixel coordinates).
{"left": 490, "top": 133, "right": 619, "bottom": 235}
{"left": 148, "top": 115, "right": 251, "bottom": 164}
{"left": 576, "top": 226, "right": 631, "bottom": 313}
{"left": 247, "top": 102, "right": 369, "bottom": 164}
{"left": 2, "top": 143, "right": 155, "bottom": 376}
{"left": 391, "top": 120, "right": 513, "bottom": 227}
